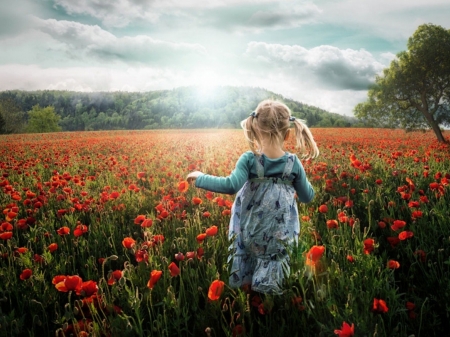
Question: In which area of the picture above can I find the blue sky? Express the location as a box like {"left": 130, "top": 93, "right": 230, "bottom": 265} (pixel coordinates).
{"left": 1, "top": 0, "right": 449, "bottom": 116}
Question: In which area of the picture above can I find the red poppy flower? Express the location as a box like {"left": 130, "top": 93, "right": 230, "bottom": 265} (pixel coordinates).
{"left": 175, "top": 252, "right": 185, "bottom": 261}
{"left": 196, "top": 233, "right": 207, "bottom": 243}
{"left": 55, "top": 275, "right": 83, "bottom": 292}
{"left": 202, "top": 211, "right": 211, "bottom": 218}
{"left": 135, "top": 249, "right": 149, "bottom": 263}
{"left": 168, "top": 262, "right": 180, "bottom": 277}
{"left": 178, "top": 181, "right": 189, "bottom": 193}
{"left": 429, "top": 182, "right": 439, "bottom": 190}
{"left": 48, "top": 243, "right": 58, "bottom": 253}
{"left": 16, "top": 247, "right": 28, "bottom": 254}
{"left": 77, "top": 280, "right": 98, "bottom": 297}
{"left": 197, "top": 247, "right": 204, "bottom": 259}
{"left": 391, "top": 220, "right": 406, "bottom": 231}
{"left": 387, "top": 260, "right": 400, "bottom": 269}
{"left": 326, "top": 219, "right": 338, "bottom": 229}
{"left": 334, "top": 321, "right": 354, "bottom": 337}
{"left": 147, "top": 270, "right": 162, "bottom": 289}
{"left": 208, "top": 280, "right": 224, "bottom": 301}
{"left": 137, "top": 172, "right": 147, "bottom": 180}
{"left": 305, "top": 245, "right": 325, "bottom": 266}
{"left": 346, "top": 255, "right": 355, "bottom": 263}
{"left": 20, "top": 268, "right": 33, "bottom": 280}
{"left": 318, "top": 204, "right": 328, "bottom": 213}
{"left": 152, "top": 234, "right": 165, "bottom": 244}
{"left": 34, "top": 254, "right": 44, "bottom": 263}
{"left": 0, "top": 232, "right": 13, "bottom": 240}
{"left": 363, "top": 238, "right": 375, "bottom": 254}
{"left": 52, "top": 275, "right": 66, "bottom": 285}
{"left": 73, "top": 224, "right": 88, "bottom": 237}
{"left": 186, "top": 251, "right": 195, "bottom": 259}
{"left": 134, "top": 215, "right": 146, "bottom": 225}
{"left": 141, "top": 219, "right": 153, "bottom": 228}
{"left": 108, "top": 270, "right": 123, "bottom": 285}
{"left": 414, "top": 249, "right": 426, "bottom": 262}
{"left": 122, "top": 237, "right": 136, "bottom": 249}
{"left": 398, "top": 230, "right": 414, "bottom": 240}
{"left": 57, "top": 226, "right": 70, "bottom": 236}
{"left": 205, "top": 225, "right": 218, "bottom": 237}
{"left": 372, "top": 298, "right": 388, "bottom": 313}
{"left": 191, "top": 197, "right": 202, "bottom": 205}
{"left": 232, "top": 324, "right": 245, "bottom": 337}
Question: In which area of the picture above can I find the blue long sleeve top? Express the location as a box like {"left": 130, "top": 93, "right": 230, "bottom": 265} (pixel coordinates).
{"left": 195, "top": 151, "right": 315, "bottom": 203}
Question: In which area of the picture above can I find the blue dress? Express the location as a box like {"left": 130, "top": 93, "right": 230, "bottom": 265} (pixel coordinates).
{"left": 228, "top": 153, "right": 299, "bottom": 294}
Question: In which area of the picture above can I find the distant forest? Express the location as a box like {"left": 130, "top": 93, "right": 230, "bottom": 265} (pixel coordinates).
{"left": 0, "top": 86, "right": 357, "bottom": 132}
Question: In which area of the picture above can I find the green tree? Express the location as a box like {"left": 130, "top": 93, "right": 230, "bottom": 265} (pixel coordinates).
{"left": 26, "top": 105, "right": 62, "bottom": 133}
{"left": 0, "top": 97, "right": 26, "bottom": 134}
{"left": 354, "top": 23, "right": 450, "bottom": 142}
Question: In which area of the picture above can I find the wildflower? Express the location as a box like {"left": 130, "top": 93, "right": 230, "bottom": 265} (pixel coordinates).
{"left": 168, "top": 262, "right": 180, "bottom": 277}
{"left": 77, "top": 280, "right": 98, "bottom": 297}
{"left": 334, "top": 321, "right": 355, "bottom": 337}
{"left": 208, "top": 280, "right": 225, "bottom": 301}
{"left": 197, "top": 247, "right": 204, "bottom": 259}
{"left": 175, "top": 252, "right": 185, "bottom": 261}
{"left": 305, "top": 245, "right": 325, "bottom": 267}
{"left": 55, "top": 275, "right": 83, "bottom": 292}
{"left": 232, "top": 324, "right": 245, "bottom": 337}
{"left": 196, "top": 233, "right": 207, "bottom": 243}
{"left": 398, "top": 230, "right": 414, "bottom": 240}
{"left": 134, "top": 215, "right": 146, "bottom": 225}
{"left": 16, "top": 247, "right": 28, "bottom": 254}
{"left": 135, "top": 249, "right": 149, "bottom": 263}
{"left": 0, "top": 232, "right": 13, "bottom": 240}
{"left": 327, "top": 219, "right": 339, "bottom": 229}
{"left": 318, "top": 204, "right": 328, "bottom": 213}
{"left": 205, "top": 225, "right": 218, "bottom": 237}
{"left": 414, "top": 249, "right": 426, "bottom": 262}
{"left": 122, "top": 237, "right": 136, "bottom": 249}
{"left": 141, "top": 219, "right": 153, "bottom": 228}
{"left": 391, "top": 220, "right": 407, "bottom": 231}
{"left": 147, "top": 270, "right": 162, "bottom": 289}
{"left": 48, "top": 243, "right": 58, "bottom": 253}
{"left": 178, "top": 180, "right": 189, "bottom": 193}
{"left": 347, "top": 255, "right": 355, "bottom": 263}
{"left": 73, "top": 224, "right": 88, "bottom": 237}
{"left": 363, "top": 238, "right": 375, "bottom": 254}
{"left": 20, "top": 268, "right": 33, "bottom": 280}
{"left": 387, "top": 260, "right": 400, "bottom": 269}
{"left": 387, "top": 236, "right": 400, "bottom": 248}
{"left": 372, "top": 298, "right": 388, "bottom": 313}
{"left": 186, "top": 251, "right": 195, "bottom": 259}
{"left": 108, "top": 270, "right": 123, "bottom": 285}
{"left": 56, "top": 226, "right": 70, "bottom": 236}
{"left": 192, "top": 197, "right": 202, "bottom": 205}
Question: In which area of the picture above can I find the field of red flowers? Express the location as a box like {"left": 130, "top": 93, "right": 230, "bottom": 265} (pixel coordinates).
{"left": 0, "top": 128, "right": 449, "bottom": 337}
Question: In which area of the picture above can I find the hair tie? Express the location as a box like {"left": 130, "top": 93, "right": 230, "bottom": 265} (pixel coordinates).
{"left": 289, "top": 116, "right": 296, "bottom": 122}
{"left": 250, "top": 111, "right": 257, "bottom": 118}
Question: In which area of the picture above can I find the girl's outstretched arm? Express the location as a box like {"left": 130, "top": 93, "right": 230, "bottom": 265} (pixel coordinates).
{"left": 187, "top": 171, "right": 204, "bottom": 183}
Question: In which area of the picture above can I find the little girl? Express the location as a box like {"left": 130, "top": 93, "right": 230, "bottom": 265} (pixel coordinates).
{"left": 187, "top": 99, "right": 319, "bottom": 294}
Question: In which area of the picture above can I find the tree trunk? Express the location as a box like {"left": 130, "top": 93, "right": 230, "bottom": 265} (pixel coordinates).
{"left": 422, "top": 111, "right": 446, "bottom": 143}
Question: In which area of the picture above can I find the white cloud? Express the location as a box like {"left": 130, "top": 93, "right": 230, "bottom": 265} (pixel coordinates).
{"left": 245, "top": 42, "right": 386, "bottom": 90}
{"left": 32, "top": 18, "right": 208, "bottom": 65}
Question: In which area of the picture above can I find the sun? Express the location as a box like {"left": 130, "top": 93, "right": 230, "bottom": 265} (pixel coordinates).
{"left": 192, "top": 68, "right": 221, "bottom": 100}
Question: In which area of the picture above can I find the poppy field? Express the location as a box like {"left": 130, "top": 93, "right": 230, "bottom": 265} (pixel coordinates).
{"left": 0, "top": 128, "right": 449, "bottom": 337}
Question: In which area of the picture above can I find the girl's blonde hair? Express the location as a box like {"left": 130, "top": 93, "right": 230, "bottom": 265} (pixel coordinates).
{"left": 240, "top": 99, "right": 319, "bottom": 159}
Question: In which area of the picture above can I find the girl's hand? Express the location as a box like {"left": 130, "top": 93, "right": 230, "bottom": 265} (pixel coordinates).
{"left": 187, "top": 171, "right": 203, "bottom": 183}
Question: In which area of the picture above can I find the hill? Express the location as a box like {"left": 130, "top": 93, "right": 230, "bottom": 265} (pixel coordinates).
{"left": 0, "top": 86, "right": 357, "bottom": 133}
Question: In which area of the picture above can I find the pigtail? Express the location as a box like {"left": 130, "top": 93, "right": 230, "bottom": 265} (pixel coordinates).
{"left": 292, "top": 119, "right": 320, "bottom": 160}
{"left": 240, "top": 116, "right": 261, "bottom": 153}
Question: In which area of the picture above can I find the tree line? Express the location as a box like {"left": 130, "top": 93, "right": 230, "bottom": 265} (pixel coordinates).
{"left": 0, "top": 86, "right": 357, "bottom": 134}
